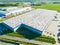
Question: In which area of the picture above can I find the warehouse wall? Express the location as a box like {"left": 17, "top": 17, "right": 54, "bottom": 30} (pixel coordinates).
{"left": 0, "top": 23, "right": 13, "bottom": 35}
{"left": 0, "top": 13, "right": 5, "bottom": 17}
{"left": 17, "top": 24, "right": 42, "bottom": 39}
{"left": 1, "top": 22, "right": 42, "bottom": 39}
{"left": 2, "top": 23, "right": 14, "bottom": 31}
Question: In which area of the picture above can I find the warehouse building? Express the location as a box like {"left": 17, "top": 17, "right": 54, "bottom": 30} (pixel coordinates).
{"left": 0, "top": 7, "right": 32, "bottom": 17}
{"left": 2, "top": 9, "right": 58, "bottom": 35}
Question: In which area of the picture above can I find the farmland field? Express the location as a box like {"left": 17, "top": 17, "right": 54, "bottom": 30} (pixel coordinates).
{"left": 32, "top": 4, "right": 60, "bottom": 12}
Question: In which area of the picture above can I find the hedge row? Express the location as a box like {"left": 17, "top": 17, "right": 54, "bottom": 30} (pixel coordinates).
{"left": 0, "top": 38, "right": 36, "bottom": 45}
{"left": 33, "top": 35, "right": 56, "bottom": 44}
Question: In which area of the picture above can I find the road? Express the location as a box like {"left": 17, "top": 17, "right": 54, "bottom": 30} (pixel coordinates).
{"left": 0, "top": 41, "right": 14, "bottom": 45}
{"left": 0, "top": 35, "right": 54, "bottom": 45}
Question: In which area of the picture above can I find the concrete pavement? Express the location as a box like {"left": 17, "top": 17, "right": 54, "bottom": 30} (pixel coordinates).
{"left": 0, "top": 41, "right": 14, "bottom": 45}
{"left": 0, "top": 35, "right": 54, "bottom": 45}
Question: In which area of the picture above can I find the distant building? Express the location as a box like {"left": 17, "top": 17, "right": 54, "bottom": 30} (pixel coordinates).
{"left": 0, "top": 7, "right": 32, "bottom": 17}
{"left": 23, "top": 2, "right": 32, "bottom": 6}
{"left": 0, "top": 0, "right": 60, "bottom": 3}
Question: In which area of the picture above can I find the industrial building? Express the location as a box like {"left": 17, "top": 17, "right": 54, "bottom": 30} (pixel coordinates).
{"left": 0, "top": 7, "right": 32, "bottom": 17}
{"left": 1, "top": 9, "right": 58, "bottom": 35}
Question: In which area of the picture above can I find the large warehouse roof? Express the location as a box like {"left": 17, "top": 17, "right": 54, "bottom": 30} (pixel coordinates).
{"left": 2, "top": 9, "right": 58, "bottom": 32}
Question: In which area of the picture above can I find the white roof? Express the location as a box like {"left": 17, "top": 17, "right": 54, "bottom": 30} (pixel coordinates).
{"left": 3, "top": 9, "right": 58, "bottom": 31}
{"left": 0, "top": 7, "right": 32, "bottom": 16}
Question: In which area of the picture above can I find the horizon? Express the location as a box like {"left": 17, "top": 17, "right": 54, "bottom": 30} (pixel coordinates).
{"left": 0, "top": 0, "right": 60, "bottom": 2}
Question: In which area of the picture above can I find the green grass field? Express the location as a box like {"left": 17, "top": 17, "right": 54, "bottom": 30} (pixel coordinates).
{"left": 32, "top": 4, "right": 60, "bottom": 12}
